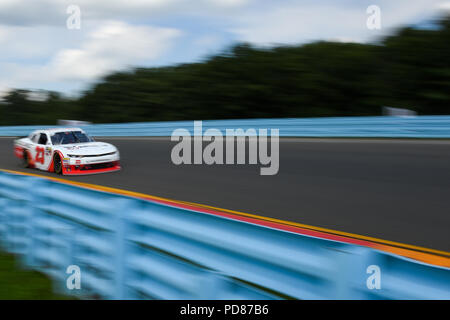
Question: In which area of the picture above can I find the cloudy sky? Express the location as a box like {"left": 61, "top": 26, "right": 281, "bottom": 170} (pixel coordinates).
{"left": 0, "top": 0, "right": 448, "bottom": 96}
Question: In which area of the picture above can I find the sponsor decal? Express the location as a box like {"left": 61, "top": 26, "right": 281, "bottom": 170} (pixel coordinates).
{"left": 45, "top": 147, "right": 52, "bottom": 156}
{"left": 87, "top": 158, "right": 112, "bottom": 164}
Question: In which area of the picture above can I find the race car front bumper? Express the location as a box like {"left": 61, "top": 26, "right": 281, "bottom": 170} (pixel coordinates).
{"left": 62, "top": 160, "right": 121, "bottom": 175}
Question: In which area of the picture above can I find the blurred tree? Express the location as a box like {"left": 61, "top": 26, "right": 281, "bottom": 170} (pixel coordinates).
{"left": 0, "top": 89, "right": 35, "bottom": 125}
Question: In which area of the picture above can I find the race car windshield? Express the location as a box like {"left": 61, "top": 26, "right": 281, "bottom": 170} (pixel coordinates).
{"left": 51, "top": 131, "right": 93, "bottom": 145}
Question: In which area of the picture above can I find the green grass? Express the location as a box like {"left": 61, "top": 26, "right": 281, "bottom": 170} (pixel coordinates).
{"left": 0, "top": 251, "right": 73, "bottom": 299}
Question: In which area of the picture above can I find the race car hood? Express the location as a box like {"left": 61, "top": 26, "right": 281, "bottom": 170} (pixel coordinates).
{"left": 57, "top": 142, "right": 117, "bottom": 156}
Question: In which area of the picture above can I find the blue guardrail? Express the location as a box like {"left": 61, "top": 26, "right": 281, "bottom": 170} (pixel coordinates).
{"left": 0, "top": 171, "right": 449, "bottom": 299}
{"left": 0, "top": 116, "right": 449, "bottom": 138}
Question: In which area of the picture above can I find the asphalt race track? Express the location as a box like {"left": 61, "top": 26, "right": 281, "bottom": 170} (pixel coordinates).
{"left": 1, "top": 137, "right": 449, "bottom": 252}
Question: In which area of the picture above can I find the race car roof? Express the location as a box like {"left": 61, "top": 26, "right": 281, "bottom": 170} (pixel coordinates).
{"left": 41, "top": 128, "right": 85, "bottom": 134}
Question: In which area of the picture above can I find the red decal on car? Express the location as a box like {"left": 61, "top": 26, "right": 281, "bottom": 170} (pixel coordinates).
{"left": 35, "top": 146, "right": 45, "bottom": 164}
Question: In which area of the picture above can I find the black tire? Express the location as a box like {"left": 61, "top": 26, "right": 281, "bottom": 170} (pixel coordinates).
{"left": 53, "top": 154, "right": 63, "bottom": 175}
{"left": 22, "top": 151, "right": 30, "bottom": 168}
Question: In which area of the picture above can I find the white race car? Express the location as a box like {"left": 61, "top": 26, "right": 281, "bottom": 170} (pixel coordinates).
{"left": 14, "top": 128, "right": 120, "bottom": 175}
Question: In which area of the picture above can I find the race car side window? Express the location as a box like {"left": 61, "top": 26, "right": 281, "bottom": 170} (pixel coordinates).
{"left": 30, "top": 134, "right": 39, "bottom": 143}
{"left": 38, "top": 133, "right": 48, "bottom": 145}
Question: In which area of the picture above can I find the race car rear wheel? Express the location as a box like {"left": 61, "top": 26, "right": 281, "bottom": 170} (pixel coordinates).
{"left": 54, "top": 154, "right": 63, "bottom": 175}
{"left": 22, "top": 151, "right": 30, "bottom": 168}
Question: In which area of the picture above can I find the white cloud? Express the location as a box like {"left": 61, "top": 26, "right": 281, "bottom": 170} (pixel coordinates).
{"left": 0, "top": 21, "right": 181, "bottom": 95}
{"left": 47, "top": 21, "right": 181, "bottom": 81}
{"left": 228, "top": 0, "right": 448, "bottom": 46}
{"left": 0, "top": 0, "right": 253, "bottom": 26}
{"left": 0, "top": 24, "right": 84, "bottom": 60}
{"left": 205, "top": 0, "right": 251, "bottom": 8}
{"left": 436, "top": 1, "right": 450, "bottom": 11}
{"left": 230, "top": 5, "right": 368, "bottom": 45}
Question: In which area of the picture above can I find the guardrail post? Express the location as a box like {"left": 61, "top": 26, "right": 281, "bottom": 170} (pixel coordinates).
{"left": 113, "top": 198, "right": 137, "bottom": 299}
{"left": 23, "top": 178, "right": 44, "bottom": 270}
{"left": 328, "top": 244, "right": 377, "bottom": 299}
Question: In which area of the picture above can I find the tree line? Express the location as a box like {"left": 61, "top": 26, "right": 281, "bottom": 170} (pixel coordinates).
{"left": 1, "top": 16, "right": 449, "bottom": 125}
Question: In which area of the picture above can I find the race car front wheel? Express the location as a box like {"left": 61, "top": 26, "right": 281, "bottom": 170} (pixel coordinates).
{"left": 53, "top": 154, "right": 63, "bottom": 175}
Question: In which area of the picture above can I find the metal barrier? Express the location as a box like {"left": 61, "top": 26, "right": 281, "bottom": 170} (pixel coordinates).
{"left": 0, "top": 171, "right": 449, "bottom": 299}
{"left": 0, "top": 116, "right": 450, "bottom": 138}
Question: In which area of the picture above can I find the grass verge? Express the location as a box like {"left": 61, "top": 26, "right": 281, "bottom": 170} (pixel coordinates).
{"left": 0, "top": 251, "right": 73, "bottom": 299}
